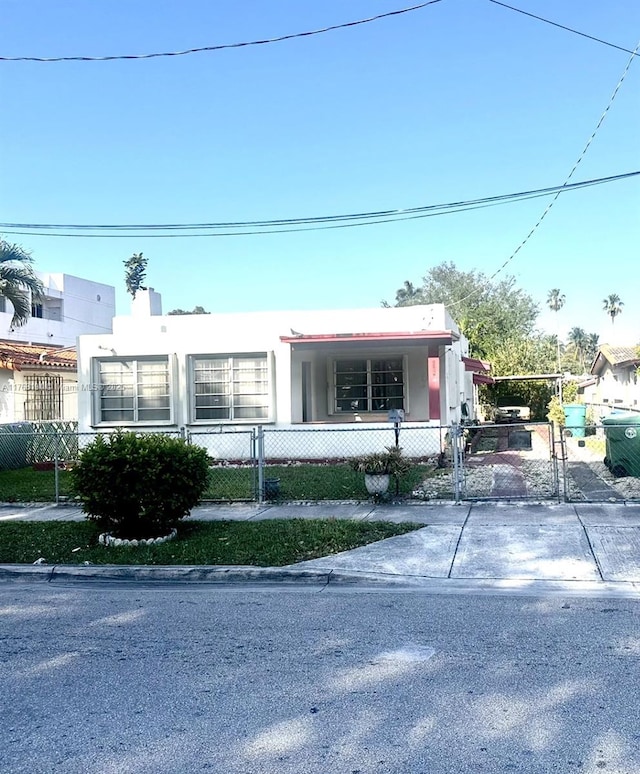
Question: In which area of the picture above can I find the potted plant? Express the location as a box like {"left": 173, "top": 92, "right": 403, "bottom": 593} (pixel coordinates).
{"left": 348, "top": 446, "right": 411, "bottom": 496}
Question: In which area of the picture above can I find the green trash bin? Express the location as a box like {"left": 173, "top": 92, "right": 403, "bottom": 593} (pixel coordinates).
{"left": 563, "top": 403, "right": 587, "bottom": 438}
{"left": 602, "top": 413, "right": 640, "bottom": 477}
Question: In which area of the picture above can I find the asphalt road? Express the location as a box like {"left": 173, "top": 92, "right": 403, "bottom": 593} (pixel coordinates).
{"left": 2, "top": 584, "right": 640, "bottom": 774}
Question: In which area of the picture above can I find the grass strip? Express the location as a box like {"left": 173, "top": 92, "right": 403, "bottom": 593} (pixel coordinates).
{"left": 0, "top": 519, "right": 422, "bottom": 566}
{"left": 0, "top": 463, "right": 436, "bottom": 503}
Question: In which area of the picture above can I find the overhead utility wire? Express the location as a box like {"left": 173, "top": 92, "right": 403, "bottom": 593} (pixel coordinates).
{"left": 1, "top": 172, "right": 636, "bottom": 239}
{"left": 0, "top": 1, "right": 442, "bottom": 63}
{"left": 3, "top": 172, "right": 634, "bottom": 232}
{"left": 487, "top": 0, "right": 639, "bottom": 57}
{"left": 447, "top": 37, "right": 640, "bottom": 311}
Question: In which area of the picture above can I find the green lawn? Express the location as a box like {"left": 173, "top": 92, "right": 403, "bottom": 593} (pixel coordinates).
{"left": 0, "top": 519, "right": 422, "bottom": 566}
{"left": 1, "top": 462, "right": 435, "bottom": 503}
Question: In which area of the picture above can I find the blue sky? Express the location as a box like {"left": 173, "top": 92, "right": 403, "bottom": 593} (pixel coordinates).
{"left": 1, "top": 0, "right": 639, "bottom": 345}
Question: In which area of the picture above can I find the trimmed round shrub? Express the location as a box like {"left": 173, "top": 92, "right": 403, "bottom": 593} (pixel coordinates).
{"left": 71, "top": 432, "right": 210, "bottom": 540}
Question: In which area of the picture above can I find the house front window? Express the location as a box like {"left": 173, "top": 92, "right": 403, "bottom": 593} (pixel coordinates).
{"left": 98, "top": 358, "right": 170, "bottom": 423}
{"left": 192, "top": 354, "right": 270, "bottom": 421}
{"left": 24, "top": 374, "right": 63, "bottom": 421}
{"left": 333, "top": 357, "right": 405, "bottom": 413}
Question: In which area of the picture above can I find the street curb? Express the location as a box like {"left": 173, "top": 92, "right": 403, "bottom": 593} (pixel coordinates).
{"left": 2, "top": 564, "right": 640, "bottom": 596}
{"left": 0, "top": 564, "right": 334, "bottom": 584}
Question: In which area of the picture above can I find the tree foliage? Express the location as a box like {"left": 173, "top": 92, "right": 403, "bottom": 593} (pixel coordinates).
{"left": 167, "top": 305, "right": 210, "bottom": 315}
{"left": 0, "top": 239, "right": 44, "bottom": 327}
{"left": 482, "top": 334, "right": 557, "bottom": 419}
{"left": 387, "top": 262, "right": 539, "bottom": 359}
{"left": 124, "top": 252, "right": 148, "bottom": 298}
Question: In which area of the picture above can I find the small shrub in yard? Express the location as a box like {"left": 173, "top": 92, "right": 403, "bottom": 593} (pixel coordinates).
{"left": 70, "top": 432, "right": 210, "bottom": 540}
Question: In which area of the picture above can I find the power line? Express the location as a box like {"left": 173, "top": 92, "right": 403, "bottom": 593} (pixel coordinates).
{"left": 447, "top": 38, "right": 640, "bottom": 311}
{"left": 487, "top": 0, "right": 639, "bottom": 57}
{"left": 0, "top": 1, "right": 442, "bottom": 63}
{"left": 0, "top": 172, "right": 636, "bottom": 240}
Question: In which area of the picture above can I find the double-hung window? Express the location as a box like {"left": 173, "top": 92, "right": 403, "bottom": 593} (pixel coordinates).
{"left": 334, "top": 357, "right": 405, "bottom": 413}
{"left": 192, "top": 354, "right": 270, "bottom": 421}
{"left": 98, "top": 358, "right": 171, "bottom": 423}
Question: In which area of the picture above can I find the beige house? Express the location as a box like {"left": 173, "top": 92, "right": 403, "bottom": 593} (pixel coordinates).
{"left": 0, "top": 342, "right": 78, "bottom": 423}
{"left": 580, "top": 344, "right": 640, "bottom": 415}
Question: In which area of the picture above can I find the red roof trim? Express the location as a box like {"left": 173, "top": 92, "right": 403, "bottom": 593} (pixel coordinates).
{"left": 280, "top": 330, "right": 455, "bottom": 344}
{"left": 462, "top": 355, "right": 491, "bottom": 372}
{"left": 473, "top": 372, "right": 495, "bottom": 385}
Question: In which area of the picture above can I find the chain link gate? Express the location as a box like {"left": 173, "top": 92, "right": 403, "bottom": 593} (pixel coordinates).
{"left": 459, "top": 421, "right": 559, "bottom": 501}
{"left": 187, "top": 428, "right": 258, "bottom": 501}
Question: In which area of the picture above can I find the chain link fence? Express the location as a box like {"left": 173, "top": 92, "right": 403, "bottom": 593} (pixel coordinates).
{"left": 256, "top": 424, "right": 451, "bottom": 502}
{"left": 9, "top": 420, "right": 632, "bottom": 505}
{"left": 561, "top": 421, "right": 640, "bottom": 502}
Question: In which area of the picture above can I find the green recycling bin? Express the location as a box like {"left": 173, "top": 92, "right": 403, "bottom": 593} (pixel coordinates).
{"left": 602, "top": 413, "right": 640, "bottom": 477}
{"left": 563, "top": 403, "right": 587, "bottom": 438}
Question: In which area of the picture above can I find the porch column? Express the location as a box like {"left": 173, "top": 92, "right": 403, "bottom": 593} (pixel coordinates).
{"left": 428, "top": 351, "right": 441, "bottom": 420}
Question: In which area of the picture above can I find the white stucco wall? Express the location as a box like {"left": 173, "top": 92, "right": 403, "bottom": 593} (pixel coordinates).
{"left": 77, "top": 304, "right": 470, "bottom": 455}
{"left": 0, "top": 369, "right": 78, "bottom": 422}
{"left": 0, "top": 273, "right": 115, "bottom": 347}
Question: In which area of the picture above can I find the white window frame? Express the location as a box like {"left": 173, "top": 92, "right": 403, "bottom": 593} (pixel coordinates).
{"left": 93, "top": 355, "right": 175, "bottom": 427}
{"left": 188, "top": 352, "right": 274, "bottom": 424}
{"left": 329, "top": 354, "right": 408, "bottom": 415}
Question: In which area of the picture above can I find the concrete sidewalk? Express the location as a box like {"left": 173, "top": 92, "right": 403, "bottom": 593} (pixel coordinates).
{"left": 2, "top": 501, "right": 640, "bottom": 591}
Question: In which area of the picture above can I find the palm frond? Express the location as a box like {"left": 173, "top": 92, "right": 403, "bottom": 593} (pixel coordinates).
{"left": 0, "top": 239, "right": 33, "bottom": 265}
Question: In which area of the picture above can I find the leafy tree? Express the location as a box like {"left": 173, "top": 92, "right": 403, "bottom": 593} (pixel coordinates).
{"left": 124, "top": 252, "right": 148, "bottom": 298}
{"left": 167, "top": 305, "right": 210, "bottom": 315}
{"left": 482, "top": 334, "right": 557, "bottom": 419}
{"left": 386, "top": 262, "right": 538, "bottom": 359}
{"left": 603, "top": 293, "right": 624, "bottom": 325}
{"left": 0, "top": 239, "right": 44, "bottom": 327}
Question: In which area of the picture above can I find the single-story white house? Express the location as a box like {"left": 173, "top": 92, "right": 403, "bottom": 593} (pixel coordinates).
{"left": 579, "top": 344, "right": 640, "bottom": 415}
{"left": 76, "top": 293, "right": 487, "bottom": 458}
{"left": 0, "top": 341, "right": 78, "bottom": 423}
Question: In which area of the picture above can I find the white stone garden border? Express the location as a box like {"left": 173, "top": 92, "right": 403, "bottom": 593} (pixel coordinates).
{"left": 98, "top": 528, "right": 178, "bottom": 548}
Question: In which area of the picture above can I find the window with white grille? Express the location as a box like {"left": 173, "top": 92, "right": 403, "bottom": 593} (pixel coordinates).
{"left": 191, "top": 354, "right": 270, "bottom": 421}
{"left": 97, "top": 358, "right": 171, "bottom": 423}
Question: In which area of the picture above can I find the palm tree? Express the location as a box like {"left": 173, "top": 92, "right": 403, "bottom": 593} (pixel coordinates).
{"left": 568, "top": 326, "right": 588, "bottom": 372}
{"left": 547, "top": 289, "right": 566, "bottom": 396}
{"left": 394, "top": 280, "right": 421, "bottom": 306}
{"left": 603, "top": 294, "right": 624, "bottom": 325}
{"left": 547, "top": 288, "right": 566, "bottom": 314}
{"left": 0, "top": 240, "right": 44, "bottom": 327}
{"left": 585, "top": 333, "right": 599, "bottom": 366}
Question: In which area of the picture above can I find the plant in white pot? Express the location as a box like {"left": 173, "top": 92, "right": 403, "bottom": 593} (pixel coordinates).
{"left": 348, "top": 446, "right": 411, "bottom": 497}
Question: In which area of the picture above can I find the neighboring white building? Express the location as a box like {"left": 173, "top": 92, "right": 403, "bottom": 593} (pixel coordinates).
{"left": 0, "top": 343, "right": 78, "bottom": 423}
{"left": 580, "top": 344, "right": 640, "bottom": 416}
{"left": 0, "top": 273, "right": 116, "bottom": 423}
{"left": 76, "top": 293, "right": 486, "bottom": 458}
{"left": 0, "top": 272, "right": 115, "bottom": 348}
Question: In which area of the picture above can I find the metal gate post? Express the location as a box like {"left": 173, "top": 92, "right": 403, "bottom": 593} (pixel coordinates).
{"left": 257, "top": 426, "right": 265, "bottom": 504}
{"left": 54, "top": 431, "right": 60, "bottom": 505}
{"left": 451, "top": 423, "right": 462, "bottom": 503}
{"left": 549, "top": 422, "right": 560, "bottom": 502}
